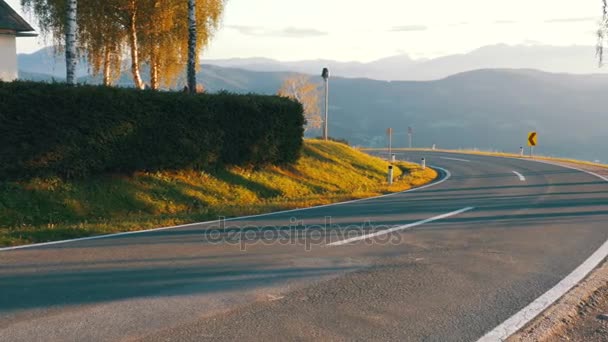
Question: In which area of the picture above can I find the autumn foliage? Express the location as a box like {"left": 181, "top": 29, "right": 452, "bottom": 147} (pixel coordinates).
{"left": 22, "top": 0, "right": 225, "bottom": 89}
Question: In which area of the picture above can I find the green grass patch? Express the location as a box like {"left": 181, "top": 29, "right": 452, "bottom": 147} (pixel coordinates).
{"left": 0, "top": 140, "right": 437, "bottom": 247}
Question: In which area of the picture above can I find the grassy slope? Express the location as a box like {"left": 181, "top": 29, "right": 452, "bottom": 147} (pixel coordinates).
{"left": 0, "top": 140, "right": 437, "bottom": 247}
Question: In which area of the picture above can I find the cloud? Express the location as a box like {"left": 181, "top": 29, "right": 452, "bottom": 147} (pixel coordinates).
{"left": 545, "top": 17, "right": 597, "bottom": 23}
{"left": 227, "top": 25, "right": 328, "bottom": 37}
{"left": 389, "top": 25, "right": 428, "bottom": 32}
{"left": 494, "top": 20, "right": 518, "bottom": 24}
{"left": 281, "top": 27, "right": 328, "bottom": 37}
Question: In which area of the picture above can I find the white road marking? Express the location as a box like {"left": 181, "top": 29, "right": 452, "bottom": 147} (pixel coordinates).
{"left": 512, "top": 171, "right": 526, "bottom": 181}
{"left": 328, "top": 207, "right": 475, "bottom": 247}
{"left": 0, "top": 167, "right": 453, "bottom": 252}
{"left": 440, "top": 157, "right": 471, "bottom": 162}
{"left": 478, "top": 159, "right": 608, "bottom": 342}
{"left": 530, "top": 160, "right": 608, "bottom": 182}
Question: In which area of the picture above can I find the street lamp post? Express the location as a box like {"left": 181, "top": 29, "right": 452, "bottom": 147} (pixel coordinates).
{"left": 322, "top": 67, "right": 330, "bottom": 140}
{"left": 408, "top": 126, "right": 413, "bottom": 148}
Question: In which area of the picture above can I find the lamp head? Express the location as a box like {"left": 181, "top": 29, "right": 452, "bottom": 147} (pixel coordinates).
{"left": 322, "top": 67, "right": 330, "bottom": 80}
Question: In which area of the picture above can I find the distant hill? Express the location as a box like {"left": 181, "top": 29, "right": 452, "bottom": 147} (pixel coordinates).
{"left": 203, "top": 55, "right": 419, "bottom": 81}
{"left": 19, "top": 44, "right": 606, "bottom": 81}
{"left": 17, "top": 47, "right": 89, "bottom": 79}
{"left": 18, "top": 70, "right": 62, "bottom": 82}
{"left": 17, "top": 55, "right": 608, "bottom": 162}
{"left": 203, "top": 44, "right": 607, "bottom": 81}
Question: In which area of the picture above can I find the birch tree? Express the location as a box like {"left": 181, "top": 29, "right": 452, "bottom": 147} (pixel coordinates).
{"left": 79, "top": 0, "right": 124, "bottom": 85}
{"left": 64, "top": 0, "right": 77, "bottom": 84}
{"left": 278, "top": 75, "right": 322, "bottom": 131}
{"left": 23, "top": 0, "right": 225, "bottom": 89}
{"left": 185, "top": 0, "right": 224, "bottom": 93}
{"left": 22, "top": 0, "right": 78, "bottom": 84}
{"left": 187, "top": 0, "right": 197, "bottom": 93}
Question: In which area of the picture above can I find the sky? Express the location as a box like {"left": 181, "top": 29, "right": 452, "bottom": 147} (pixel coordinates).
{"left": 6, "top": 0, "right": 604, "bottom": 62}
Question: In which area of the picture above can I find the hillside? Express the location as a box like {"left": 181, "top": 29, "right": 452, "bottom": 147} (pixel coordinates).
{"left": 0, "top": 140, "right": 436, "bottom": 246}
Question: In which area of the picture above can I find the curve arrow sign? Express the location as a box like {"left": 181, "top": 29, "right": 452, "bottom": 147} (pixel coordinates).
{"left": 528, "top": 132, "right": 537, "bottom": 147}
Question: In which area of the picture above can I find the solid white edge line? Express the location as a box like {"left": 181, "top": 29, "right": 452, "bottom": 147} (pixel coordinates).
{"left": 529, "top": 159, "right": 608, "bottom": 182}
{"left": 478, "top": 158, "right": 608, "bottom": 341}
{"left": 328, "top": 207, "right": 475, "bottom": 246}
{"left": 478, "top": 239, "right": 608, "bottom": 342}
{"left": 512, "top": 171, "right": 526, "bottom": 182}
{"left": 440, "top": 157, "right": 471, "bottom": 162}
{"left": 0, "top": 166, "right": 453, "bottom": 252}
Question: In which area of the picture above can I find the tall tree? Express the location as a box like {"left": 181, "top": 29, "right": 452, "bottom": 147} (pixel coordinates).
{"left": 22, "top": 0, "right": 78, "bottom": 84}
{"left": 139, "top": 0, "right": 184, "bottom": 89}
{"left": 125, "top": 0, "right": 144, "bottom": 89}
{"left": 184, "top": 0, "right": 224, "bottom": 91}
{"left": 187, "top": 0, "right": 197, "bottom": 93}
{"left": 129, "top": 0, "right": 225, "bottom": 90}
{"left": 24, "top": 0, "right": 225, "bottom": 89}
{"left": 64, "top": 0, "right": 77, "bottom": 84}
{"left": 278, "top": 75, "right": 322, "bottom": 131}
{"left": 78, "top": 0, "right": 124, "bottom": 85}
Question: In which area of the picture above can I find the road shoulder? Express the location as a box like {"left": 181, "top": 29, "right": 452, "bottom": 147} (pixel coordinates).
{"left": 506, "top": 161, "right": 608, "bottom": 341}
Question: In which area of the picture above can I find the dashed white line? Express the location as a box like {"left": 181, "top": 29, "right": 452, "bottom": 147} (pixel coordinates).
{"left": 440, "top": 157, "right": 471, "bottom": 162}
{"left": 328, "top": 207, "right": 475, "bottom": 246}
{"left": 512, "top": 171, "right": 526, "bottom": 181}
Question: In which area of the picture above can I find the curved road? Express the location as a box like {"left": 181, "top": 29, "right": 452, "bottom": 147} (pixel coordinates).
{"left": 1, "top": 152, "right": 608, "bottom": 341}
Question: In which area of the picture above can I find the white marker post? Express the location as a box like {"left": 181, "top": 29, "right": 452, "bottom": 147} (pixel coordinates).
{"left": 520, "top": 147, "right": 524, "bottom": 157}
{"left": 391, "top": 154, "right": 396, "bottom": 163}
{"left": 387, "top": 165, "right": 394, "bottom": 185}
{"left": 421, "top": 158, "right": 426, "bottom": 170}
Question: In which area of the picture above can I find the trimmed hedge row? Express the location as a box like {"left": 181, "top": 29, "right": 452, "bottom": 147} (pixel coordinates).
{"left": 0, "top": 81, "right": 304, "bottom": 178}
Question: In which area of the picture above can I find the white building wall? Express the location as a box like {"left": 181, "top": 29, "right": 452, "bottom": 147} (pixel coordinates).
{"left": 0, "top": 33, "right": 18, "bottom": 82}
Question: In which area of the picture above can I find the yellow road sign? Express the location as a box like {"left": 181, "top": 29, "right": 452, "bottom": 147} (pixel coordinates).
{"left": 528, "top": 132, "right": 538, "bottom": 147}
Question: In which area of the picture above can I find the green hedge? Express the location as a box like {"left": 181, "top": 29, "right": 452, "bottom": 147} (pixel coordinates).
{"left": 0, "top": 81, "right": 304, "bottom": 179}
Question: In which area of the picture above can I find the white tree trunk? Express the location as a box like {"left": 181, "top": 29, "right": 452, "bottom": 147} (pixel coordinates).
{"left": 103, "top": 47, "right": 111, "bottom": 86}
{"left": 187, "top": 0, "right": 197, "bottom": 94}
{"left": 65, "top": 0, "right": 78, "bottom": 85}
{"left": 128, "top": 0, "right": 144, "bottom": 90}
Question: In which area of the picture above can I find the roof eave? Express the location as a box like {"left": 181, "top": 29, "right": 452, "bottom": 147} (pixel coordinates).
{"left": 16, "top": 31, "right": 37, "bottom": 37}
{"left": 0, "top": 0, "right": 37, "bottom": 32}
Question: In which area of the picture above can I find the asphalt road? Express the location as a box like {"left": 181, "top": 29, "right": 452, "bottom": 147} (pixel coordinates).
{"left": 1, "top": 152, "right": 608, "bottom": 342}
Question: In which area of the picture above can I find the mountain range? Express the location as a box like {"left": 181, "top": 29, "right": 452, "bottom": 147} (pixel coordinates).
{"left": 15, "top": 45, "right": 608, "bottom": 162}
{"left": 17, "top": 44, "right": 608, "bottom": 81}
{"left": 202, "top": 44, "right": 607, "bottom": 81}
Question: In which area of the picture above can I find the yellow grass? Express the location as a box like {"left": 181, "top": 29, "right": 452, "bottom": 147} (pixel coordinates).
{"left": 0, "top": 140, "right": 437, "bottom": 247}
